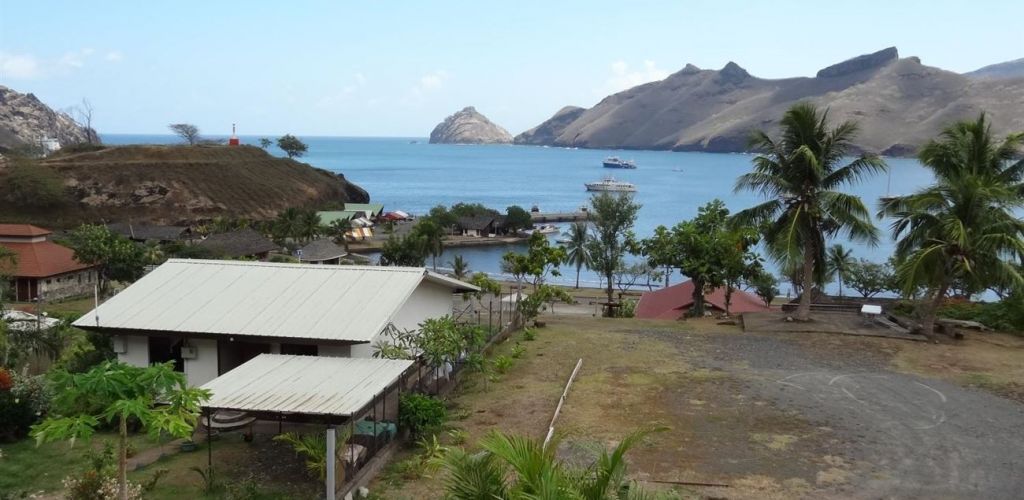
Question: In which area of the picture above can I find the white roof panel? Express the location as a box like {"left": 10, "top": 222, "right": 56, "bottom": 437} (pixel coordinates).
{"left": 201, "top": 354, "right": 413, "bottom": 416}
{"left": 74, "top": 259, "right": 478, "bottom": 342}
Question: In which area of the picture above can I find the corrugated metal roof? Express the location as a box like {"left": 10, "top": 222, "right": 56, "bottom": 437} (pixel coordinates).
{"left": 73, "top": 259, "right": 478, "bottom": 342}
{"left": 201, "top": 354, "right": 413, "bottom": 416}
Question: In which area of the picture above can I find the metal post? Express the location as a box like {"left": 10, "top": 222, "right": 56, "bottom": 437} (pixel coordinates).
{"left": 489, "top": 300, "right": 493, "bottom": 333}
{"left": 326, "top": 426, "right": 336, "bottom": 500}
{"left": 206, "top": 410, "right": 212, "bottom": 473}
{"left": 349, "top": 419, "right": 355, "bottom": 471}
{"left": 373, "top": 392, "right": 378, "bottom": 454}
{"left": 278, "top": 414, "right": 282, "bottom": 435}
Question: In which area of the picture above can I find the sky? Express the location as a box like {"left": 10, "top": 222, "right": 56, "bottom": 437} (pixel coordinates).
{"left": 1, "top": 0, "right": 1022, "bottom": 137}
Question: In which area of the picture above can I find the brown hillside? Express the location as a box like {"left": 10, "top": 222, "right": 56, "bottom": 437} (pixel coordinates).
{"left": 0, "top": 144, "right": 368, "bottom": 227}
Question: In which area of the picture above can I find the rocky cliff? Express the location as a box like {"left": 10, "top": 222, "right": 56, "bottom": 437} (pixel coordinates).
{"left": 0, "top": 145, "right": 369, "bottom": 226}
{"left": 0, "top": 85, "right": 93, "bottom": 151}
{"left": 521, "top": 48, "right": 1024, "bottom": 155}
{"left": 965, "top": 58, "right": 1024, "bottom": 80}
{"left": 429, "top": 106, "right": 513, "bottom": 144}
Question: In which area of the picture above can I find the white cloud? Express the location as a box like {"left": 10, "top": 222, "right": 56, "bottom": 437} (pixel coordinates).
{"left": 317, "top": 72, "right": 370, "bottom": 107}
{"left": 414, "top": 70, "right": 448, "bottom": 94}
{"left": 105, "top": 51, "right": 123, "bottom": 62}
{"left": 598, "top": 60, "right": 669, "bottom": 95}
{"left": 58, "top": 48, "right": 94, "bottom": 69}
{"left": 0, "top": 52, "right": 41, "bottom": 79}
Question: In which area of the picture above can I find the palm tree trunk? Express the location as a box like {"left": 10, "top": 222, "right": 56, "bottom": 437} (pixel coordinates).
{"left": 920, "top": 282, "right": 950, "bottom": 341}
{"left": 118, "top": 414, "right": 128, "bottom": 500}
{"left": 795, "top": 241, "right": 815, "bottom": 321}
{"left": 838, "top": 275, "right": 843, "bottom": 298}
{"left": 575, "top": 265, "right": 581, "bottom": 289}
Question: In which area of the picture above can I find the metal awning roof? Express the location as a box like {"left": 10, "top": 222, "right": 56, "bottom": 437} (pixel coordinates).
{"left": 200, "top": 354, "right": 414, "bottom": 417}
{"left": 73, "top": 259, "right": 478, "bottom": 342}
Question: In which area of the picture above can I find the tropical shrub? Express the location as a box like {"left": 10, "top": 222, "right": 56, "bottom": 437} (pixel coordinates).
{"left": 615, "top": 298, "right": 637, "bottom": 318}
{"left": 0, "top": 385, "right": 35, "bottom": 442}
{"left": 522, "top": 328, "right": 537, "bottom": 341}
{"left": 398, "top": 393, "right": 446, "bottom": 438}
{"left": 510, "top": 343, "right": 526, "bottom": 359}
{"left": 273, "top": 427, "right": 353, "bottom": 480}
{"left": 493, "top": 355, "right": 513, "bottom": 374}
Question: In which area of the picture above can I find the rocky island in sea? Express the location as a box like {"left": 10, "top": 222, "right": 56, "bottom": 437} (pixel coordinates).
{"left": 429, "top": 106, "right": 513, "bottom": 144}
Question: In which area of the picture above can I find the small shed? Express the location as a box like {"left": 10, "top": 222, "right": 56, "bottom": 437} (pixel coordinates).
{"left": 457, "top": 216, "right": 498, "bottom": 237}
{"left": 297, "top": 239, "right": 370, "bottom": 265}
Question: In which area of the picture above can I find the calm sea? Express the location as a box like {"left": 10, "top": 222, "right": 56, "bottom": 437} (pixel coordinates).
{"left": 103, "top": 134, "right": 933, "bottom": 292}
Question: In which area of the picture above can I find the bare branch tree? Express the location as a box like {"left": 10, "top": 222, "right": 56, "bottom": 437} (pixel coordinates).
{"left": 168, "top": 123, "right": 201, "bottom": 145}
{"left": 77, "top": 98, "right": 97, "bottom": 144}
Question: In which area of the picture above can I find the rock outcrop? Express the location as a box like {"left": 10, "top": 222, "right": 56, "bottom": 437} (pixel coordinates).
{"left": 514, "top": 106, "right": 586, "bottom": 145}
{"left": 518, "top": 48, "right": 1024, "bottom": 156}
{"left": 429, "top": 106, "right": 513, "bottom": 144}
{"left": 0, "top": 85, "right": 93, "bottom": 151}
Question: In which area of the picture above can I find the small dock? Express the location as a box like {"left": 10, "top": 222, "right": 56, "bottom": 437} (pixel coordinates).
{"left": 530, "top": 211, "right": 589, "bottom": 223}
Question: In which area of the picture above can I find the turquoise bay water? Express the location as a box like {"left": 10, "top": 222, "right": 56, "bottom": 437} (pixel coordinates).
{"left": 103, "top": 134, "right": 933, "bottom": 292}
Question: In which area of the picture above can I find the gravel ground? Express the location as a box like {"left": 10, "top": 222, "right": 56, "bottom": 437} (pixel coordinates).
{"left": 682, "top": 329, "right": 1024, "bottom": 499}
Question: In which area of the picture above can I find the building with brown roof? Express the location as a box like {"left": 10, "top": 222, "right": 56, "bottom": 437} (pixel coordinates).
{"left": 0, "top": 224, "right": 98, "bottom": 302}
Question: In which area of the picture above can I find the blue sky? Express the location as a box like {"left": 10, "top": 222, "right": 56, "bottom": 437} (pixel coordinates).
{"left": 1, "top": 1, "right": 1021, "bottom": 137}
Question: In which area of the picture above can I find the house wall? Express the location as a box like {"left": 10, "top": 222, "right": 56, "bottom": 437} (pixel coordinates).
{"left": 350, "top": 280, "right": 455, "bottom": 358}
{"left": 117, "top": 335, "right": 150, "bottom": 367}
{"left": 36, "top": 268, "right": 98, "bottom": 302}
{"left": 184, "top": 338, "right": 218, "bottom": 386}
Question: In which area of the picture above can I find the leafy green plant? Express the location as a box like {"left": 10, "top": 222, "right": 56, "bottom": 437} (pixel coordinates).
{"left": 510, "top": 343, "right": 526, "bottom": 359}
{"left": 614, "top": 299, "right": 637, "bottom": 318}
{"left": 446, "top": 428, "right": 469, "bottom": 446}
{"left": 272, "top": 427, "right": 353, "bottom": 481}
{"left": 398, "top": 393, "right": 447, "bottom": 439}
{"left": 522, "top": 329, "right": 537, "bottom": 341}
{"left": 493, "top": 355, "right": 513, "bottom": 374}
{"left": 190, "top": 466, "right": 224, "bottom": 494}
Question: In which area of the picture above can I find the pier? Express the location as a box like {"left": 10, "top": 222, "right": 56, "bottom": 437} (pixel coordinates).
{"left": 530, "top": 211, "right": 589, "bottom": 223}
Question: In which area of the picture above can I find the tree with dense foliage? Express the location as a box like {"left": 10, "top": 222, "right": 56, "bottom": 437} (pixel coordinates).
{"left": 635, "top": 225, "right": 676, "bottom": 288}
{"left": 168, "top": 123, "right": 200, "bottom": 145}
{"left": 562, "top": 222, "right": 591, "bottom": 289}
{"left": 379, "top": 233, "right": 428, "bottom": 267}
{"left": 436, "top": 427, "right": 667, "bottom": 499}
{"left": 449, "top": 202, "right": 499, "bottom": 219}
{"left": 277, "top": 134, "right": 308, "bottom": 158}
{"left": 66, "top": 225, "right": 146, "bottom": 293}
{"left": 504, "top": 205, "right": 533, "bottom": 233}
{"left": 826, "top": 244, "right": 855, "bottom": 297}
{"left": 273, "top": 207, "right": 303, "bottom": 241}
{"left": 880, "top": 114, "right": 1024, "bottom": 337}
{"left": 748, "top": 270, "right": 779, "bottom": 308}
{"left": 502, "top": 232, "right": 565, "bottom": 292}
{"left": 586, "top": 193, "right": 641, "bottom": 312}
{"left": 733, "top": 103, "right": 887, "bottom": 321}
{"left": 645, "top": 200, "right": 760, "bottom": 317}
{"left": 844, "top": 258, "right": 892, "bottom": 299}
{"left": 32, "top": 361, "right": 209, "bottom": 500}
{"left": 424, "top": 205, "right": 458, "bottom": 233}
{"left": 258, "top": 137, "right": 272, "bottom": 149}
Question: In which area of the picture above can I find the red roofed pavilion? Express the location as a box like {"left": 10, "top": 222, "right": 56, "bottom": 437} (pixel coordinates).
{"left": 0, "top": 224, "right": 98, "bottom": 301}
{"left": 636, "top": 280, "right": 769, "bottom": 320}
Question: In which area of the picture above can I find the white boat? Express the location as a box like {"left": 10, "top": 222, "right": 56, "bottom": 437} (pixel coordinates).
{"left": 535, "top": 224, "right": 559, "bottom": 234}
{"left": 585, "top": 176, "right": 636, "bottom": 192}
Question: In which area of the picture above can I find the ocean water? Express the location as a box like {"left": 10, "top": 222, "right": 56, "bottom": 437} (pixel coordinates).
{"left": 103, "top": 134, "right": 934, "bottom": 291}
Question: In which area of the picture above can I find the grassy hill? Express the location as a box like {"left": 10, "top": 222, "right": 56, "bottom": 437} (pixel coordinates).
{"left": 0, "top": 144, "right": 368, "bottom": 227}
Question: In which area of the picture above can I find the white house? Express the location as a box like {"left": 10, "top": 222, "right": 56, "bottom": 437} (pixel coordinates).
{"left": 73, "top": 259, "right": 478, "bottom": 386}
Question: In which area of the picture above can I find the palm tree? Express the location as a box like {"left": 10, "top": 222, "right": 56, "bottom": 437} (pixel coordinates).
{"left": 297, "top": 210, "right": 323, "bottom": 243}
{"left": 448, "top": 254, "right": 470, "bottom": 280}
{"left": 880, "top": 114, "right": 1024, "bottom": 338}
{"left": 328, "top": 218, "right": 352, "bottom": 251}
{"left": 435, "top": 428, "right": 665, "bottom": 499}
{"left": 563, "top": 222, "right": 591, "bottom": 289}
{"left": 273, "top": 207, "right": 303, "bottom": 241}
{"left": 414, "top": 220, "right": 446, "bottom": 270}
{"left": 826, "top": 244, "right": 854, "bottom": 297}
{"left": 733, "top": 103, "right": 887, "bottom": 321}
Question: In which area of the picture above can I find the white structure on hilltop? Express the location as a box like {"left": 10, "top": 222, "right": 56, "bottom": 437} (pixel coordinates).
{"left": 73, "top": 259, "right": 478, "bottom": 386}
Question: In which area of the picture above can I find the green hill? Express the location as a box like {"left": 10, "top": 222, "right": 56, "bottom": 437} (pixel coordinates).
{"left": 0, "top": 144, "right": 369, "bottom": 227}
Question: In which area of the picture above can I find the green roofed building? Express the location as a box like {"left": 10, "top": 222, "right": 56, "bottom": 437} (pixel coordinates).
{"left": 344, "top": 203, "right": 384, "bottom": 219}
{"left": 318, "top": 210, "right": 360, "bottom": 225}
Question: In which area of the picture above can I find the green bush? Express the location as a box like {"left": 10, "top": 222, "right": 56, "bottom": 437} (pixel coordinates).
{"left": 510, "top": 343, "right": 526, "bottom": 359}
{"left": 1, "top": 163, "right": 69, "bottom": 208}
{"left": 493, "top": 355, "right": 513, "bottom": 374}
{"left": 398, "top": 393, "right": 446, "bottom": 438}
{"left": 0, "top": 371, "right": 51, "bottom": 442}
{"left": 522, "top": 328, "right": 537, "bottom": 341}
{"left": 615, "top": 298, "right": 637, "bottom": 318}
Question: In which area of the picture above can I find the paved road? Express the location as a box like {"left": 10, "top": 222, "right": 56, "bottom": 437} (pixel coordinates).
{"left": 702, "top": 332, "right": 1024, "bottom": 499}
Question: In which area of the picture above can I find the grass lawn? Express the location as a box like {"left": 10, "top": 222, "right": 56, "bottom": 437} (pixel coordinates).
{"left": 0, "top": 432, "right": 167, "bottom": 495}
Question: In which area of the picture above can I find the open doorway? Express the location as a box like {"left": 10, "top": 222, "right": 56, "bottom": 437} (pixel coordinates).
{"left": 149, "top": 337, "right": 184, "bottom": 372}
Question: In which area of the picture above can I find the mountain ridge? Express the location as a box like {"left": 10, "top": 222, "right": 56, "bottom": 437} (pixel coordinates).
{"left": 515, "top": 48, "right": 1024, "bottom": 156}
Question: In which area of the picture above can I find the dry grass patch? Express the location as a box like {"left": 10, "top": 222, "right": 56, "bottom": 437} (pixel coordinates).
{"left": 892, "top": 332, "right": 1024, "bottom": 402}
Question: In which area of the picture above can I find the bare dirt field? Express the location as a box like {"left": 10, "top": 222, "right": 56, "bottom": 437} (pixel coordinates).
{"left": 372, "top": 313, "right": 1024, "bottom": 499}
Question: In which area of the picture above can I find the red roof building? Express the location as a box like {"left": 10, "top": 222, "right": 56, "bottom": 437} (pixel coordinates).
{"left": 636, "top": 280, "right": 769, "bottom": 320}
{"left": 0, "top": 225, "right": 98, "bottom": 302}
